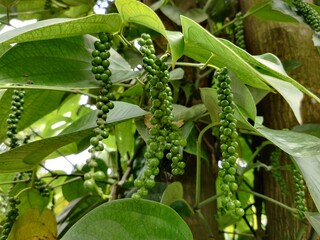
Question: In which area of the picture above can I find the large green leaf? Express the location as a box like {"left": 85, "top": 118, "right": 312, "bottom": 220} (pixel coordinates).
{"left": 255, "top": 124, "right": 320, "bottom": 157}
{"left": 0, "top": 102, "right": 147, "bottom": 172}
{"left": 180, "top": 16, "right": 270, "bottom": 90}
{"left": 219, "top": 39, "right": 320, "bottom": 104}
{"left": 0, "top": 89, "right": 66, "bottom": 143}
{"left": 0, "top": 14, "right": 122, "bottom": 54}
{"left": 0, "top": 35, "right": 139, "bottom": 89}
{"left": 61, "top": 199, "right": 193, "bottom": 239}
{"left": 115, "top": 0, "right": 184, "bottom": 64}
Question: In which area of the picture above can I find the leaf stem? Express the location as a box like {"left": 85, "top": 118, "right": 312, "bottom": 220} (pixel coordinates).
{"left": 14, "top": 186, "right": 32, "bottom": 199}
{"left": 248, "top": 140, "right": 273, "bottom": 163}
{"left": 6, "top": 7, "right": 10, "bottom": 24}
{"left": 199, "top": 192, "right": 223, "bottom": 208}
{"left": 213, "top": 2, "right": 269, "bottom": 35}
{"left": 213, "top": 20, "right": 236, "bottom": 35}
{"left": 31, "top": 168, "right": 37, "bottom": 188}
{"left": 243, "top": 2, "right": 269, "bottom": 18}
{"left": 166, "top": 61, "right": 219, "bottom": 69}
{"left": 239, "top": 188, "right": 298, "bottom": 214}
{"left": 195, "top": 122, "right": 219, "bottom": 209}
{"left": 51, "top": 176, "right": 82, "bottom": 189}
{"left": 0, "top": 179, "right": 29, "bottom": 186}
{"left": 0, "top": 85, "right": 98, "bottom": 98}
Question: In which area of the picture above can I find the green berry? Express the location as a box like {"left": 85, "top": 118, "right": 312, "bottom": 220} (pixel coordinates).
{"left": 84, "top": 179, "right": 96, "bottom": 191}
{"left": 132, "top": 193, "right": 141, "bottom": 200}
{"left": 93, "top": 171, "right": 106, "bottom": 181}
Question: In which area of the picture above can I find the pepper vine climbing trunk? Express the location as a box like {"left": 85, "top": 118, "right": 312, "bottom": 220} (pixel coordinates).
{"left": 241, "top": 0, "right": 320, "bottom": 239}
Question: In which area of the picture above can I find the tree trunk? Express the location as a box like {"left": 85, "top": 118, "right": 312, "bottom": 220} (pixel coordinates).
{"left": 241, "top": 1, "right": 320, "bottom": 239}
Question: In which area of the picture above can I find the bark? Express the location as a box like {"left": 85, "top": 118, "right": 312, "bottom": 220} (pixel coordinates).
{"left": 241, "top": 1, "right": 320, "bottom": 239}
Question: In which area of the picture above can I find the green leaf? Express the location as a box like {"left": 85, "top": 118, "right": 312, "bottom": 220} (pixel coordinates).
{"left": 229, "top": 71, "right": 257, "bottom": 121}
{"left": 57, "top": 195, "right": 103, "bottom": 237}
{"left": 160, "top": 4, "right": 207, "bottom": 25}
{"left": 115, "top": 0, "right": 184, "bottom": 64}
{"left": 200, "top": 88, "right": 220, "bottom": 124}
{"left": 0, "top": 102, "right": 147, "bottom": 172}
{"left": 115, "top": 120, "right": 135, "bottom": 159}
{"left": 245, "top": 0, "right": 300, "bottom": 22}
{"left": 255, "top": 124, "right": 320, "bottom": 157}
{"left": 261, "top": 74, "right": 303, "bottom": 123}
{"left": 161, "top": 181, "right": 183, "bottom": 205}
{"left": 0, "top": 172, "right": 16, "bottom": 193}
{"left": 62, "top": 176, "right": 86, "bottom": 202}
{"left": 0, "top": 14, "right": 122, "bottom": 54}
{"left": 0, "top": 35, "right": 139, "bottom": 89}
{"left": 172, "top": 104, "right": 207, "bottom": 122}
{"left": 292, "top": 124, "right": 320, "bottom": 138}
{"left": 305, "top": 212, "right": 320, "bottom": 235}
{"left": 116, "top": 0, "right": 166, "bottom": 36}
{"left": 200, "top": 87, "right": 256, "bottom": 130}
{"left": 183, "top": 122, "right": 209, "bottom": 161}
{"left": 181, "top": 16, "right": 270, "bottom": 90}
{"left": 169, "top": 68, "right": 184, "bottom": 80}
{"left": 0, "top": 89, "right": 66, "bottom": 143}
{"left": 170, "top": 199, "right": 194, "bottom": 217}
{"left": 61, "top": 199, "right": 193, "bottom": 239}
{"left": 0, "top": 0, "right": 18, "bottom": 7}
{"left": 10, "top": 183, "right": 49, "bottom": 214}
{"left": 219, "top": 39, "right": 320, "bottom": 104}
{"left": 0, "top": 129, "right": 93, "bottom": 172}
{"left": 150, "top": 0, "right": 168, "bottom": 11}
{"left": 293, "top": 156, "right": 320, "bottom": 213}
{"left": 61, "top": 101, "right": 147, "bottom": 135}
{"left": 166, "top": 30, "right": 184, "bottom": 65}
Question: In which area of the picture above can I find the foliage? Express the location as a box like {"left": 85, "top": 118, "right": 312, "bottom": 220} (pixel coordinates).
{"left": 0, "top": 0, "right": 319, "bottom": 239}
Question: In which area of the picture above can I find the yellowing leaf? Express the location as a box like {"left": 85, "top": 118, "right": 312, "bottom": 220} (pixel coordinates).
{"left": 8, "top": 208, "right": 57, "bottom": 240}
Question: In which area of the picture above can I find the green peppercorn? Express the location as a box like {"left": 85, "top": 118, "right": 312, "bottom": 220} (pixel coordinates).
{"left": 214, "top": 67, "right": 244, "bottom": 217}
{"left": 234, "top": 12, "right": 246, "bottom": 49}
{"left": 293, "top": 0, "right": 320, "bottom": 32}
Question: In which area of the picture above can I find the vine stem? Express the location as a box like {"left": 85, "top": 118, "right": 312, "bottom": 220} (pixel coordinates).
{"left": 0, "top": 85, "right": 97, "bottom": 99}
{"left": 239, "top": 188, "right": 298, "bottom": 214}
{"left": 195, "top": 122, "right": 219, "bottom": 209}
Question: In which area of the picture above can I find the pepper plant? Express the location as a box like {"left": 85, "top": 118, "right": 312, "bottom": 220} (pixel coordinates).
{"left": 0, "top": 0, "right": 320, "bottom": 239}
